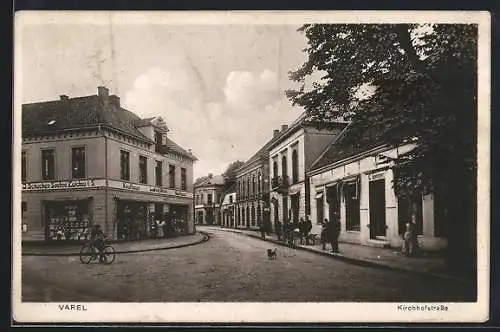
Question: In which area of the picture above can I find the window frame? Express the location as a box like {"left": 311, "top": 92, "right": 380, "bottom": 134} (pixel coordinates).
{"left": 169, "top": 164, "right": 176, "bottom": 189}
{"left": 41, "top": 148, "right": 56, "bottom": 181}
{"left": 155, "top": 160, "right": 163, "bottom": 187}
{"left": 120, "top": 149, "right": 131, "bottom": 181}
{"left": 138, "top": 155, "right": 148, "bottom": 184}
{"left": 181, "top": 167, "right": 187, "bottom": 190}
{"left": 21, "top": 151, "right": 27, "bottom": 182}
{"left": 71, "top": 146, "right": 87, "bottom": 179}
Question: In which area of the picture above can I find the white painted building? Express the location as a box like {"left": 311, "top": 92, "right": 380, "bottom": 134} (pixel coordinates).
{"left": 308, "top": 135, "right": 447, "bottom": 251}
{"left": 220, "top": 191, "right": 236, "bottom": 228}
{"left": 268, "top": 114, "right": 346, "bottom": 230}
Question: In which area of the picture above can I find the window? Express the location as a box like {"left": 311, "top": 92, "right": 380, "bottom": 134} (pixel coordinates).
{"left": 169, "top": 165, "right": 176, "bottom": 188}
{"left": 292, "top": 149, "right": 299, "bottom": 184}
{"left": 316, "top": 194, "right": 324, "bottom": 225}
{"left": 181, "top": 168, "right": 187, "bottom": 190}
{"left": 155, "top": 160, "right": 162, "bottom": 186}
{"left": 154, "top": 131, "right": 163, "bottom": 145}
{"left": 139, "top": 156, "right": 148, "bottom": 184}
{"left": 120, "top": 150, "right": 130, "bottom": 181}
{"left": 22, "top": 202, "right": 27, "bottom": 219}
{"left": 258, "top": 174, "right": 262, "bottom": 193}
{"left": 281, "top": 155, "right": 288, "bottom": 178}
{"left": 21, "top": 151, "right": 27, "bottom": 182}
{"left": 252, "top": 176, "right": 256, "bottom": 195}
{"left": 208, "top": 194, "right": 213, "bottom": 204}
{"left": 273, "top": 160, "right": 278, "bottom": 178}
{"left": 247, "top": 178, "right": 250, "bottom": 198}
{"left": 398, "top": 194, "right": 423, "bottom": 235}
{"left": 41, "top": 149, "right": 55, "bottom": 180}
{"left": 72, "top": 147, "right": 86, "bottom": 179}
{"left": 344, "top": 180, "right": 361, "bottom": 231}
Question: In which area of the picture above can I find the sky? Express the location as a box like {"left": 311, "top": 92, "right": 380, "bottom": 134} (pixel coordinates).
{"left": 20, "top": 18, "right": 309, "bottom": 180}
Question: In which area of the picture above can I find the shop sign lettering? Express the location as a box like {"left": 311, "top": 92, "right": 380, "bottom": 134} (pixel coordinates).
{"left": 369, "top": 171, "right": 385, "bottom": 181}
{"left": 175, "top": 189, "right": 187, "bottom": 197}
{"left": 122, "top": 182, "right": 141, "bottom": 191}
{"left": 150, "top": 186, "right": 170, "bottom": 194}
{"left": 22, "top": 179, "right": 97, "bottom": 190}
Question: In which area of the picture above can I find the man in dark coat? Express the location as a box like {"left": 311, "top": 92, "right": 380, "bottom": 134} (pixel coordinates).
{"left": 329, "top": 212, "right": 341, "bottom": 253}
{"left": 304, "top": 215, "right": 313, "bottom": 245}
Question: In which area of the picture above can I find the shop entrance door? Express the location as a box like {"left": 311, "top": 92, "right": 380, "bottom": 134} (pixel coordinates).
{"left": 369, "top": 179, "right": 386, "bottom": 239}
{"left": 326, "top": 184, "right": 340, "bottom": 223}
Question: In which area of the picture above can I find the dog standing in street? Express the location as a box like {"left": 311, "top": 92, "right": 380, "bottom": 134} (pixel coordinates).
{"left": 267, "top": 248, "right": 277, "bottom": 260}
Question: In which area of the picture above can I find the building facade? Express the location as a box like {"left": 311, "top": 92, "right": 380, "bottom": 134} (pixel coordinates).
{"left": 21, "top": 86, "right": 197, "bottom": 242}
{"left": 234, "top": 129, "right": 283, "bottom": 230}
{"left": 219, "top": 189, "right": 236, "bottom": 228}
{"left": 193, "top": 174, "right": 225, "bottom": 226}
{"left": 268, "top": 115, "right": 346, "bottom": 231}
{"left": 308, "top": 127, "right": 447, "bottom": 251}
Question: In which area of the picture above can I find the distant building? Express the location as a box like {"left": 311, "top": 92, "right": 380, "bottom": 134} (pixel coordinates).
{"left": 21, "top": 86, "right": 197, "bottom": 241}
{"left": 219, "top": 185, "right": 236, "bottom": 228}
{"left": 193, "top": 174, "right": 225, "bottom": 225}
{"left": 268, "top": 114, "right": 346, "bottom": 230}
{"left": 234, "top": 129, "right": 282, "bottom": 230}
{"left": 307, "top": 122, "right": 447, "bottom": 250}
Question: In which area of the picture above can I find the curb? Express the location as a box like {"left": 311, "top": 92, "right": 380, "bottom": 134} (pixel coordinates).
{"left": 206, "top": 227, "right": 469, "bottom": 285}
{"left": 21, "top": 232, "right": 210, "bottom": 257}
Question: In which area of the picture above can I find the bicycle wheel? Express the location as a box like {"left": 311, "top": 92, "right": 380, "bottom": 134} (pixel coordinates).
{"left": 101, "top": 245, "right": 116, "bottom": 264}
{"left": 79, "top": 243, "right": 93, "bottom": 264}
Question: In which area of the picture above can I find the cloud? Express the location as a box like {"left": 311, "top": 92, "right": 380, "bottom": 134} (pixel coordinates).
{"left": 124, "top": 63, "right": 302, "bottom": 179}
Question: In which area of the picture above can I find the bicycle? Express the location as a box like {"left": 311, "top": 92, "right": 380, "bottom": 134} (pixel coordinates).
{"left": 79, "top": 236, "right": 116, "bottom": 265}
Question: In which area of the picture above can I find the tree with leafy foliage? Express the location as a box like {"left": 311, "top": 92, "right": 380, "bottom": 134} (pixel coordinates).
{"left": 287, "top": 24, "right": 477, "bottom": 278}
{"left": 222, "top": 160, "right": 245, "bottom": 190}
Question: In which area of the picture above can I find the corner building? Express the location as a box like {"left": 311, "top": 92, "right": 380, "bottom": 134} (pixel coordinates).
{"left": 21, "top": 86, "right": 197, "bottom": 241}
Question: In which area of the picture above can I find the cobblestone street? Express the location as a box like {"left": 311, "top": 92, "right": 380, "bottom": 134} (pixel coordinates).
{"left": 22, "top": 229, "right": 475, "bottom": 302}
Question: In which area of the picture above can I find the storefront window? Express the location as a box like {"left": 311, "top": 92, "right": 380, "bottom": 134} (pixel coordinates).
{"left": 117, "top": 201, "right": 148, "bottom": 240}
{"left": 72, "top": 147, "right": 86, "bottom": 179}
{"left": 344, "top": 180, "right": 361, "bottom": 231}
{"left": 316, "top": 194, "right": 324, "bottom": 225}
{"left": 45, "top": 200, "right": 91, "bottom": 240}
{"left": 41, "top": 149, "right": 55, "bottom": 180}
{"left": 398, "top": 194, "right": 423, "bottom": 235}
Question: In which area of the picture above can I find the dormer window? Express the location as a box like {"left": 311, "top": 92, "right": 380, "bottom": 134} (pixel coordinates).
{"left": 154, "top": 131, "right": 163, "bottom": 145}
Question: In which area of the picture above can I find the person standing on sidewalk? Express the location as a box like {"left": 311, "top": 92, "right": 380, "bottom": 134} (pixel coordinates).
{"left": 298, "top": 217, "right": 306, "bottom": 244}
{"left": 329, "top": 212, "right": 341, "bottom": 253}
{"left": 304, "top": 215, "right": 313, "bottom": 245}
{"left": 321, "top": 219, "right": 330, "bottom": 250}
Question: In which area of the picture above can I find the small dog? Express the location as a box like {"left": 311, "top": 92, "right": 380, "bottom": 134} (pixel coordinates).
{"left": 267, "top": 248, "right": 277, "bottom": 260}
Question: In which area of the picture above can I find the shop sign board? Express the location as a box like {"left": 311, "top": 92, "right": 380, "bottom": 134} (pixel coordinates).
{"left": 22, "top": 179, "right": 104, "bottom": 191}
{"left": 108, "top": 180, "right": 192, "bottom": 198}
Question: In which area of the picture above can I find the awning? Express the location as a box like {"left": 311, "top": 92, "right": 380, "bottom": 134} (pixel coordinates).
{"left": 315, "top": 192, "right": 324, "bottom": 199}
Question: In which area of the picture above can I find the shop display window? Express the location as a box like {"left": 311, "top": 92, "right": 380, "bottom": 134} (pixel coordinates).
{"left": 45, "top": 200, "right": 91, "bottom": 240}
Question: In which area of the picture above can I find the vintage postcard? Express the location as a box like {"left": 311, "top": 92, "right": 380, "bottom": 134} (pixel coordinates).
{"left": 12, "top": 10, "right": 490, "bottom": 324}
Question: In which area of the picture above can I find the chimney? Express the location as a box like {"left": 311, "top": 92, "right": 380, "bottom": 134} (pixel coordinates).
{"left": 187, "top": 148, "right": 192, "bottom": 154}
{"left": 110, "top": 95, "right": 121, "bottom": 108}
{"left": 281, "top": 124, "right": 288, "bottom": 132}
{"left": 208, "top": 173, "right": 213, "bottom": 178}
{"left": 273, "top": 129, "right": 280, "bottom": 137}
{"left": 97, "top": 86, "right": 109, "bottom": 98}
{"left": 60, "top": 95, "right": 69, "bottom": 100}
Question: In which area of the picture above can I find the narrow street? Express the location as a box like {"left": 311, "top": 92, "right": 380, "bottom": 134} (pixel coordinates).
{"left": 22, "top": 230, "right": 474, "bottom": 302}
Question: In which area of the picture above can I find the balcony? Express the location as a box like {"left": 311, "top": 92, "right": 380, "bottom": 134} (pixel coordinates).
{"left": 271, "top": 176, "right": 289, "bottom": 194}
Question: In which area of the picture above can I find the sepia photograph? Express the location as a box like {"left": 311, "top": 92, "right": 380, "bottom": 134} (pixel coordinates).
{"left": 12, "top": 11, "right": 490, "bottom": 323}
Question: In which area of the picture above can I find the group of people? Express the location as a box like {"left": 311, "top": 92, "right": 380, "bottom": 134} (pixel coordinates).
{"left": 272, "top": 215, "right": 314, "bottom": 246}
{"left": 320, "top": 214, "right": 342, "bottom": 253}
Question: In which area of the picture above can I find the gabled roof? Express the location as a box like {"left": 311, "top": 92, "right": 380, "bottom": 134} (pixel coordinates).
{"left": 22, "top": 95, "right": 151, "bottom": 142}
{"left": 309, "top": 119, "right": 402, "bottom": 173}
{"left": 22, "top": 89, "right": 195, "bottom": 160}
{"left": 194, "top": 174, "right": 225, "bottom": 188}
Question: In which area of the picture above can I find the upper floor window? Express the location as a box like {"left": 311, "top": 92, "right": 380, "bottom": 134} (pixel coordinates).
{"left": 281, "top": 155, "right": 288, "bottom": 178}
{"left": 252, "top": 176, "right": 256, "bottom": 194}
{"left": 72, "top": 147, "right": 86, "bottom": 179}
{"left": 169, "top": 165, "right": 176, "bottom": 189}
{"left": 155, "top": 160, "right": 163, "bottom": 186}
{"left": 292, "top": 149, "right": 299, "bottom": 184}
{"left": 21, "top": 151, "right": 27, "bottom": 182}
{"left": 208, "top": 193, "right": 213, "bottom": 204}
{"left": 120, "top": 150, "right": 130, "bottom": 181}
{"left": 41, "top": 149, "right": 55, "bottom": 180}
{"left": 247, "top": 178, "right": 250, "bottom": 197}
{"left": 154, "top": 131, "right": 163, "bottom": 145}
{"left": 258, "top": 173, "right": 262, "bottom": 192}
{"left": 273, "top": 159, "right": 278, "bottom": 178}
{"left": 181, "top": 168, "right": 187, "bottom": 190}
{"left": 139, "top": 156, "right": 148, "bottom": 184}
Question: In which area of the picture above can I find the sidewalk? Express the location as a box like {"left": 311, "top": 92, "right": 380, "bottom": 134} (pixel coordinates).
{"left": 202, "top": 226, "right": 468, "bottom": 284}
{"left": 21, "top": 232, "right": 209, "bottom": 256}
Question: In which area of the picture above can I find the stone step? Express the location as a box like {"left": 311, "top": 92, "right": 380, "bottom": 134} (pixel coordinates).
{"left": 366, "top": 238, "right": 391, "bottom": 248}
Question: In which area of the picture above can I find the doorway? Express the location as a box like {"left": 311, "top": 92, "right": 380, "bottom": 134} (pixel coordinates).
{"left": 326, "top": 184, "right": 340, "bottom": 223}
{"left": 369, "top": 179, "right": 386, "bottom": 239}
